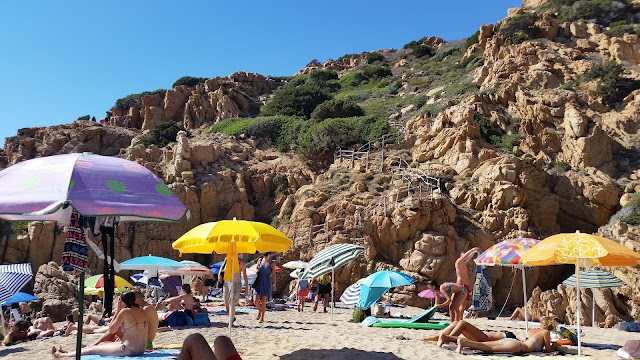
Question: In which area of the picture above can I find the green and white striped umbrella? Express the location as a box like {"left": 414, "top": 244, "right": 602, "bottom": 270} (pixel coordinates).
{"left": 562, "top": 269, "right": 624, "bottom": 288}
{"left": 299, "top": 243, "right": 364, "bottom": 280}
{"left": 562, "top": 268, "right": 625, "bottom": 329}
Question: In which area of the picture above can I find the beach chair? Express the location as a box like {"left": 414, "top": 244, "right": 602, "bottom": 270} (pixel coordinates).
{"left": 370, "top": 306, "right": 449, "bottom": 330}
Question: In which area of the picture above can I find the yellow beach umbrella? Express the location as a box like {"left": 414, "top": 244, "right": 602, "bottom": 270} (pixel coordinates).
{"left": 522, "top": 231, "right": 640, "bottom": 355}
{"left": 172, "top": 218, "right": 292, "bottom": 336}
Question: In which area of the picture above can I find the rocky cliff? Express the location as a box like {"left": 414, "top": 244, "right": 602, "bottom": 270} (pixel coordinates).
{"left": 2, "top": 1, "right": 640, "bottom": 326}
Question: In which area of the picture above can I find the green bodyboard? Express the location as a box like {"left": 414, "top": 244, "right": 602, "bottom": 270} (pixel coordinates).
{"left": 371, "top": 321, "right": 449, "bottom": 330}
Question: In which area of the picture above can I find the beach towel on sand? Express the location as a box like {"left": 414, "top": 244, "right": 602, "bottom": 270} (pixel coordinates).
{"left": 81, "top": 349, "right": 179, "bottom": 360}
{"left": 443, "top": 344, "right": 563, "bottom": 357}
{"left": 472, "top": 265, "right": 492, "bottom": 311}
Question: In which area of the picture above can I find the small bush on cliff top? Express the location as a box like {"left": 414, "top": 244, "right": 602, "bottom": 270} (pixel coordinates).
{"left": 173, "top": 76, "right": 208, "bottom": 88}
{"left": 498, "top": 13, "right": 540, "bottom": 42}
{"left": 137, "top": 121, "right": 190, "bottom": 148}
{"left": 583, "top": 61, "right": 640, "bottom": 106}
{"left": 115, "top": 89, "right": 167, "bottom": 110}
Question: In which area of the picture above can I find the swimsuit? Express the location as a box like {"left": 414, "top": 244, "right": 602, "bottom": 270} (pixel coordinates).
{"left": 463, "top": 284, "right": 471, "bottom": 300}
{"left": 500, "top": 338, "right": 523, "bottom": 353}
{"left": 527, "top": 338, "right": 543, "bottom": 352}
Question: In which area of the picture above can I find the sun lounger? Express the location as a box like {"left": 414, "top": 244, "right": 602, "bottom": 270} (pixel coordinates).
{"left": 370, "top": 306, "right": 449, "bottom": 330}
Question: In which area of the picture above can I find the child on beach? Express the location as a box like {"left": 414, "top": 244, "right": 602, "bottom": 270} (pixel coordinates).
{"left": 295, "top": 276, "right": 310, "bottom": 312}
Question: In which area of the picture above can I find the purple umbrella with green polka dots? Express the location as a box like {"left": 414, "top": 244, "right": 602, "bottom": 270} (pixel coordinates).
{"left": 0, "top": 152, "right": 190, "bottom": 222}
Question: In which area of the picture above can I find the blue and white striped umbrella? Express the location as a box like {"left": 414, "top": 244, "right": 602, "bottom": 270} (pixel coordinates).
{"left": 340, "top": 283, "right": 361, "bottom": 306}
{"left": 0, "top": 263, "right": 33, "bottom": 303}
{"left": 562, "top": 269, "right": 625, "bottom": 289}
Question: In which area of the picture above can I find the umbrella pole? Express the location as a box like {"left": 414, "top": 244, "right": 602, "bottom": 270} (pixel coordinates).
{"left": 576, "top": 262, "right": 582, "bottom": 356}
{"left": 76, "top": 270, "right": 85, "bottom": 360}
{"left": 1, "top": 307, "right": 6, "bottom": 338}
{"left": 521, "top": 265, "right": 529, "bottom": 333}
{"left": 592, "top": 291, "right": 595, "bottom": 328}
{"left": 331, "top": 266, "right": 335, "bottom": 320}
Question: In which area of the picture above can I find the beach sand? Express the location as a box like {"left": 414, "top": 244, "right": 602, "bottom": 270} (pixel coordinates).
{"left": 1, "top": 304, "right": 634, "bottom": 359}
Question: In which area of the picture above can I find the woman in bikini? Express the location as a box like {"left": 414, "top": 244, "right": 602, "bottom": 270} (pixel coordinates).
{"left": 428, "top": 247, "right": 479, "bottom": 321}
{"left": 423, "top": 320, "right": 517, "bottom": 344}
{"left": 52, "top": 291, "right": 148, "bottom": 358}
{"left": 454, "top": 317, "right": 559, "bottom": 354}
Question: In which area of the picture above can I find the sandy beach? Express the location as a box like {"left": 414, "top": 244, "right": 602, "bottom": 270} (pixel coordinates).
{"left": 1, "top": 303, "right": 635, "bottom": 359}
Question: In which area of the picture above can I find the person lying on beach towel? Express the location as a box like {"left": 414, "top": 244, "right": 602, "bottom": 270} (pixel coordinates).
{"left": 509, "top": 301, "right": 559, "bottom": 322}
{"left": 449, "top": 316, "right": 559, "bottom": 354}
{"left": 28, "top": 314, "right": 56, "bottom": 339}
{"left": 423, "top": 320, "right": 517, "bottom": 344}
{"left": 2, "top": 320, "right": 29, "bottom": 346}
{"left": 174, "top": 333, "right": 242, "bottom": 360}
{"left": 51, "top": 291, "right": 148, "bottom": 358}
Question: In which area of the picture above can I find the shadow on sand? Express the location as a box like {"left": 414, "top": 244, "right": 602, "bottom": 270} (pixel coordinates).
{"left": 0, "top": 346, "right": 27, "bottom": 356}
{"left": 279, "top": 348, "right": 403, "bottom": 359}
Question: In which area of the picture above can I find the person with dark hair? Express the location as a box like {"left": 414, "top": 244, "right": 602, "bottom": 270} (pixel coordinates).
{"left": 253, "top": 252, "right": 274, "bottom": 322}
{"left": 2, "top": 320, "right": 30, "bottom": 345}
{"left": 52, "top": 291, "right": 148, "bottom": 357}
{"left": 163, "top": 284, "right": 196, "bottom": 319}
{"left": 174, "top": 333, "right": 242, "bottom": 360}
{"left": 425, "top": 279, "right": 444, "bottom": 308}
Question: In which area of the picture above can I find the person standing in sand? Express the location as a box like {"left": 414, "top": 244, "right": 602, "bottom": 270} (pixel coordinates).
{"left": 295, "top": 275, "right": 310, "bottom": 312}
{"left": 434, "top": 247, "right": 479, "bottom": 321}
{"left": 52, "top": 291, "right": 148, "bottom": 357}
{"left": 253, "top": 252, "right": 275, "bottom": 322}
{"left": 219, "top": 255, "right": 249, "bottom": 324}
{"left": 313, "top": 273, "right": 332, "bottom": 313}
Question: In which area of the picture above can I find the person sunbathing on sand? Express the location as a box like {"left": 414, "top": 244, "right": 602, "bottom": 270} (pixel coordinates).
{"left": 423, "top": 320, "right": 516, "bottom": 344}
{"left": 2, "top": 320, "right": 29, "bottom": 345}
{"left": 174, "top": 333, "right": 242, "bottom": 360}
{"left": 509, "top": 301, "right": 558, "bottom": 322}
{"left": 52, "top": 291, "right": 148, "bottom": 358}
{"left": 28, "top": 315, "right": 56, "bottom": 339}
{"left": 452, "top": 317, "right": 559, "bottom": 354}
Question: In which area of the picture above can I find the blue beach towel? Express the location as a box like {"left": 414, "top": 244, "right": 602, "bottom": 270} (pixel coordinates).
{"left": 472, "top": 265, "right": 492, "bottom": 311}
{"left": 82, "top": 349, "right": 179, "bottom": 360}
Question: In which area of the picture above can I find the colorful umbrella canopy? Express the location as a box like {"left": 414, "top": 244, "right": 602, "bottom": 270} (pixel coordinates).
{"left": 0, "top": 263, "right": 32, "bottom": 303}
{"left": 0, "top": 152, "right": 190, "bottom": 222}
{"left": 340, "top": 283, "right": 361, "bottom": 306}
{"left": 299, "top": 244, "right": 364, "bottom": 280}
{"left": 476, "top": 237, "right": 540, "bottom": 332}
{"left": 0, "top": 292, "right": 37, "bottom": 306}
{"left": 358, "top": 270, "right": 416, "bottom": 308}
{"left": 85, "top": 274, "right": 133, "bottom": 290}
{"left": 522, "top": 231, "right": 640, "bottom": 356}
{"left": 172, "top": 218, "right": 292, "bottom": 336}
{"left": 418, "top": 289, "right": 444, "bottom": 299}
{"left": 120, "top": 255, "right": 184, "bottom": 277}
{"left": 476, "top": 237, "right": 540, "bottom": 266}
{"left": 282, "top": 260, "right": 308, "bottom": 270}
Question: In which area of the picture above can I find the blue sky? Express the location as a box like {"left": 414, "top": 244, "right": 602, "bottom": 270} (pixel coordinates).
{"left": 0, "top": 1, "right": 521, "bottom": 143}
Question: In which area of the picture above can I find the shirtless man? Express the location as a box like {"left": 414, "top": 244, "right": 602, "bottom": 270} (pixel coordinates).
{"left": 164, "top": 284, "right": 196, "bottom": 318}
{"left": 28, "top": 315, "right": 56, "bottom": 339}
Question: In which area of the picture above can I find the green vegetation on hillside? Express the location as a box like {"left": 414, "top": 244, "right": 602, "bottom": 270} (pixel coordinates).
{"left": 173, "top": 76, "right": 209, "bottom": 88}
{"left": 612, "top": 193, "right": 640, "bottom": 225}
{"left": 137, "top": 121, "right": 190, "bottom": 148}
{"left": 115, "top": 89, "right": 167, "bottom": 110}
{"left": 538, "top": 0, "right": 637, "bottom": 26}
